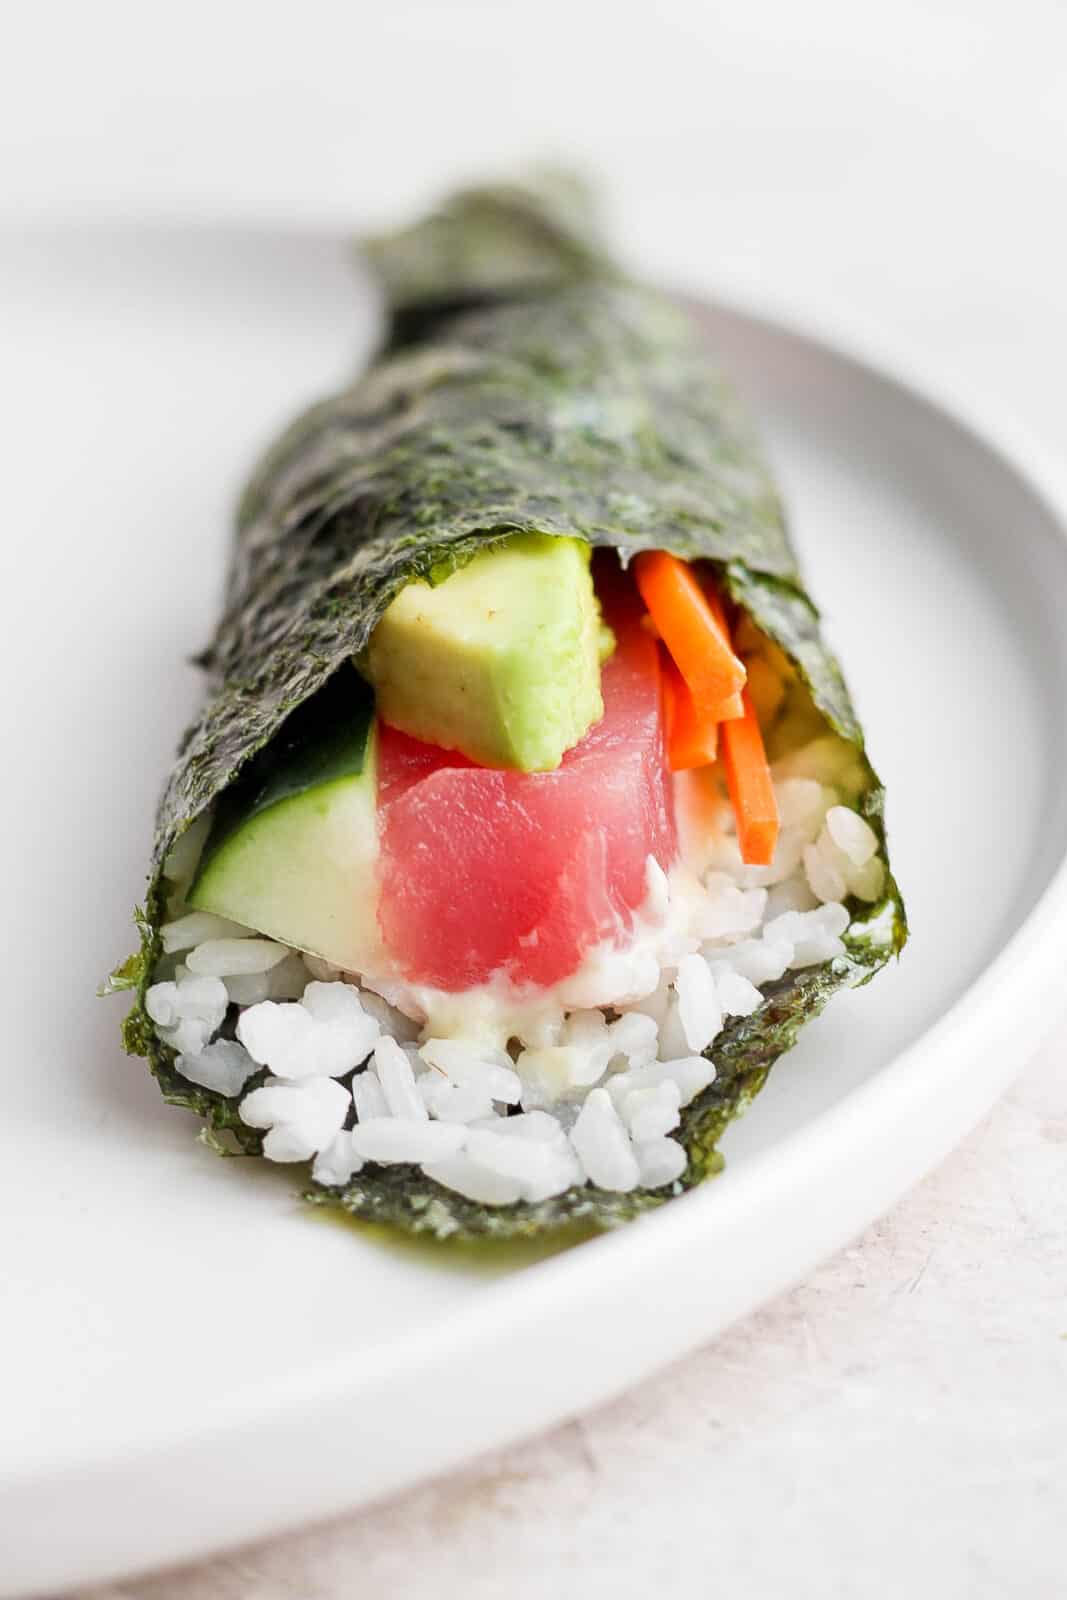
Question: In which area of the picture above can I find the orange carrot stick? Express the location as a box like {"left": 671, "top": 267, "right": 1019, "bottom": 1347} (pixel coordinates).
{"left": 661, "top": 650, "right": 719, "bottom": 770}
{"left": 634, "top": 552, "right": 746, "bottom": 719}
{"left": 720, "top": 687, "right": 780, "bottom": 866}
{"left": 701, "top": 583, "right": 744, "bottom": 721}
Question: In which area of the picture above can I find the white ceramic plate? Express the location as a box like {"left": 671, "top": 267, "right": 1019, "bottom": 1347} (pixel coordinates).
{"left": 4, "top": 226, "right": 1067, "bottom": 1597}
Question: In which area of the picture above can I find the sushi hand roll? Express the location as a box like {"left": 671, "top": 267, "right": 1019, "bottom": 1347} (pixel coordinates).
{"left": 108, "top": 176, "right": 906, "bottom": 1239}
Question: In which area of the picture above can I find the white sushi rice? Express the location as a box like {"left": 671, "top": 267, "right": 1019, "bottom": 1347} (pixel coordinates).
{"left": 620, "top": 1080, "right": 681, "bottom": 1142}
{"left": 352, "top": 1069, "right": 389, "bottom": 1123}
{"left": 351, "top": 1117, "right": 465, "bottom": 1164}
{"left": 186, "top": 937, "right": 290, "bottom": 977}
{"left": 176, "top": 1038, "right": 257, "bottom": 1097}
{"left": 239, "top": 1076, "right": 351, "bottom": 1163}
{"left": 674, "top": 952, "right": 722, "bottom": 1053}
{"left": 634, "top": 1136, "right": 687, "bottom": 1188}
{"left": 420, "top": 1153, "right": 525, "bottom": 1206}
{"left": 236, "top": 982, "right": 381, "bottom": 1079}
{"left": 145, "top": 974, "right": 228, "bottom": 1056}
{"left": 571, "top": 1089, "right": 641, "bottom": 1192}
{"left": 418, "top": 1073, "right": 495, "bottom": 1123}
{"left": 372, "top": 1035, "right": 427, "bottom": 1120}
{"left": 160, "top": 910, "right": 251, "bottom": 955}
{"left": 149, "top": 761, "right": 887, "bottom": 1205}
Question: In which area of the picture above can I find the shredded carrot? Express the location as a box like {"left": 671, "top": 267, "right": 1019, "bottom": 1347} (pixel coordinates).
{"left": 633, "top": 552, "right": 746, "bottom": 719}
{"left": 636, "top": 552, "right": 776, "bottom": 859}
{"left": 700, "top": 583, "right": 744, "bottom": 720}
{"left": 714, "top": 688, "right": 744, "bottom": 721}
{"left": 720, "top": 687, "right": 780, "bottom": 866}
{"left": 661, "top": 650, "right": 718, "bottom": 770}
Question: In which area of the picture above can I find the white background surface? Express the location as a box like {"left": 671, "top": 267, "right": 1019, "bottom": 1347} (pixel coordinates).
{"left": 2, "top": 1, "right": 1064, "bottom": 1594}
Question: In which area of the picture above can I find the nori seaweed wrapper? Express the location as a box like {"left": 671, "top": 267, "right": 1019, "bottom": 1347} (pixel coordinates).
{"left": 111, "top": 174, "right": 906, "bottom": 1240}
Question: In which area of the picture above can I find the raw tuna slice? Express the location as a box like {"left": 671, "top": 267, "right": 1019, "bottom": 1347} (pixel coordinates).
{"left": 377, "top": 573, "right": 677, "bottom": 990}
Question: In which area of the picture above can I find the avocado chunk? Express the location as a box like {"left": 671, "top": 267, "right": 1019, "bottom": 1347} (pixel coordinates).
{"left": 363, "top": 533, "right": 610, "bottom": 772}
{"left": 188, "top": 670, "right": 381, "bottom": 974}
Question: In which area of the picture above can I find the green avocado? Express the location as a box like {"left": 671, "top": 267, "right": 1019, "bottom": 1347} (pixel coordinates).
{"left": 363, "top": 533, "right": 610, "bottom": 771}
{"left": 188, "top": 669, "right": 381, "bottom": 973}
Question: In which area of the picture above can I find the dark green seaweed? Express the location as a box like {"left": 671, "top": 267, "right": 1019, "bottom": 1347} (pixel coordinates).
{"left": 113, "top": 176, "right": 906, "bottom": 1240}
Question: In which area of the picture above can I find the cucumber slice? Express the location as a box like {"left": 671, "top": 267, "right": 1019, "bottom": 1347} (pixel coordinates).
{"left": 189, "top": 669, "right": 381, "bottom": 974}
